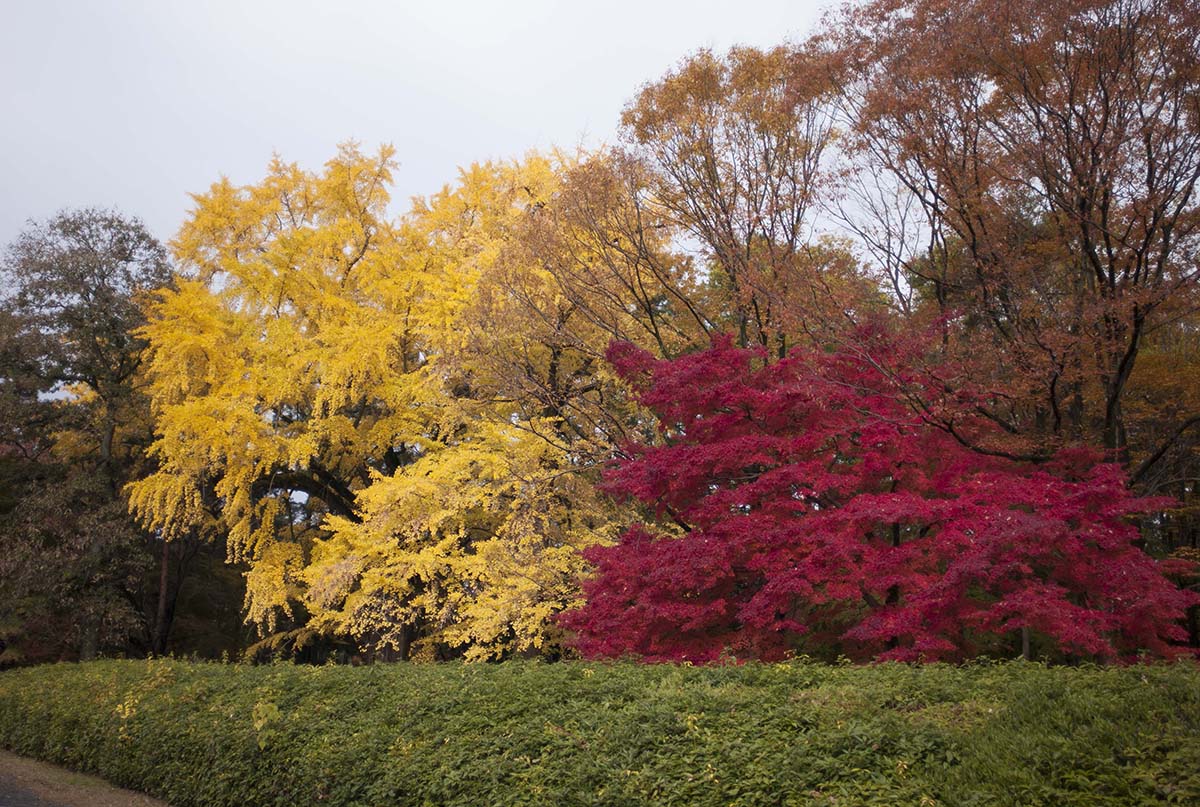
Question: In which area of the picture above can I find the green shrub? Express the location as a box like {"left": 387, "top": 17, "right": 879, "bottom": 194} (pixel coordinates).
{"left": 1, "top": 659, "right": 1197, "bottom": 806}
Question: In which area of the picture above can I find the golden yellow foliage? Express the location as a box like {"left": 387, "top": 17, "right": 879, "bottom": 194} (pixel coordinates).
{"left": 308, "top": 154, "right": 632, "bottom": 659}
{"left": 129, "top": 143, "right": 435, "bottom": 632}
{"left": 130, "top": 146, "right": 645, "bottom": 658}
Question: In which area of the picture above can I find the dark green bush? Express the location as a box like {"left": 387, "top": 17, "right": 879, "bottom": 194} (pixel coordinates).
{"left": 1, "top": 659, "right": 1197, "bottom": 806}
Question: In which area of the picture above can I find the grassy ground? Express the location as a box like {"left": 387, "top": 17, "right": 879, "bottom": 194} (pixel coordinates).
{"left": 1, "top": 659, "right": 1198, "bottom": 806}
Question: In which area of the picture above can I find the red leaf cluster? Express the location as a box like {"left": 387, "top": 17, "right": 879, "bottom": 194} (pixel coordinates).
{"left": 564, "top": 333, "right": 1198, "bottom": 662}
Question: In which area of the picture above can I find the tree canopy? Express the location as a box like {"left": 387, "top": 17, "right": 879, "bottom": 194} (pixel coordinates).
{"left": 3, "top": 0, "right": 1198, "bottom": 665}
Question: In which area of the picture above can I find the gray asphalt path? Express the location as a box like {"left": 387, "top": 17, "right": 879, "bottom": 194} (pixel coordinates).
{"left": 0, "top": 753, "right": 166, "bottom": 807}
{"left": 0, "top": 779, "right": 53, "bottom": 807}
{"left": 0, "top": 782, "right": 52, "bottom": 806}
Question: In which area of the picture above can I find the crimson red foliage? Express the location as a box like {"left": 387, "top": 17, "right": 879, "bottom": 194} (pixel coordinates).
{"left": 563, "top": 332, "right": 1198, "bottom": 662}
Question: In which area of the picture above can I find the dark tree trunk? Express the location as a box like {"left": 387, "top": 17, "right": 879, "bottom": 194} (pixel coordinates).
{"left": 152, "top": 539, "right": 172, "bottom": 655}
{"left": 79, "top": 615, "right": 100, "bottom": 661}
{"left": 396, "top": 623, "right": 416, "bottom": 661}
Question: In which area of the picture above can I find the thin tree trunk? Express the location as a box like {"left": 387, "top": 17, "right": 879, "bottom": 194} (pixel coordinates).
{"left": 79, "top": 616, "right": 100, "bottom": 661}
{"left": 397, "top": 624, "right": 415, "bottom": 662}
{"left": 152, "top": 539, "right": 171, "bottom": 655}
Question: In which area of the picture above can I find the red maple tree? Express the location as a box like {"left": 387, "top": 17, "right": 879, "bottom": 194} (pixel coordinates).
{"left": 563, "top": 329, "right": 1197, "bottom": 662}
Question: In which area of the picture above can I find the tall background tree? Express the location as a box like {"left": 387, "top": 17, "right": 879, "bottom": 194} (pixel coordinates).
{"left": 818, "top": 0, "right": 1200, "bottom": 640}
{"left": 827, "top": 0, "right": 1200, "bottom": 459}
{"left": 0, "top": 209, "right": 242, "bottom": 662}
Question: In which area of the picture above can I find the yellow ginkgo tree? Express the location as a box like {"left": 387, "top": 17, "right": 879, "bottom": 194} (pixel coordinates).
{"left": 305, "top": 154, "right": 636, "bottom": 660}
{"left": 130, "top": 146, "right": 661, "bottom": 659}
{"left": 129, "top": 143, "right": 439, "bottom": 644}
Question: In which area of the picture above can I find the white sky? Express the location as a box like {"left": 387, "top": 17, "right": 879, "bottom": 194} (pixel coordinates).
{"left": 0, "top": 0, "right": 835, "bottom": 252}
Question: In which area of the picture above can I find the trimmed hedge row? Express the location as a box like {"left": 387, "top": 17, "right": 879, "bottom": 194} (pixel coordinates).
{"left": 0, "top": 659, "right": 1197, "bottom": 806}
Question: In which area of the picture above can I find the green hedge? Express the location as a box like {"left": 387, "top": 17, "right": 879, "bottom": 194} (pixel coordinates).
{"left": 0, "top": 659, "right": 1197, "bottom": 806}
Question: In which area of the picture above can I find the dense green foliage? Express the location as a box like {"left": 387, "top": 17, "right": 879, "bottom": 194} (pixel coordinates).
{"left": 0, "top": 659, "right": 1197, "bottom": 806}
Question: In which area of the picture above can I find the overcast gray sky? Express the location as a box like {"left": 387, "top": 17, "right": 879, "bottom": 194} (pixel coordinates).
{"left": 0, "top": 1, "right": 833, "bottom": 250}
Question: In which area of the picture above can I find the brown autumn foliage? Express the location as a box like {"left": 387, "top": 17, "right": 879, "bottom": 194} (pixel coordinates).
{"left": 824, "top": 0, "right": 1200, "bottom": 466}
{"left": 618, "top": 45, "right": 879, "bottom": 355}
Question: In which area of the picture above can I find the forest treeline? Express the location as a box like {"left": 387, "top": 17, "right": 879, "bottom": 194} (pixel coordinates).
{"left": 2, "top": 0, "right": 1198, "bottom": 665}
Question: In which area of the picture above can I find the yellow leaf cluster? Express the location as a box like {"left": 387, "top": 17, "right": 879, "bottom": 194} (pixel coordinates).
{"left": 130, "top": 146, "right": 645, "bottom": 657}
